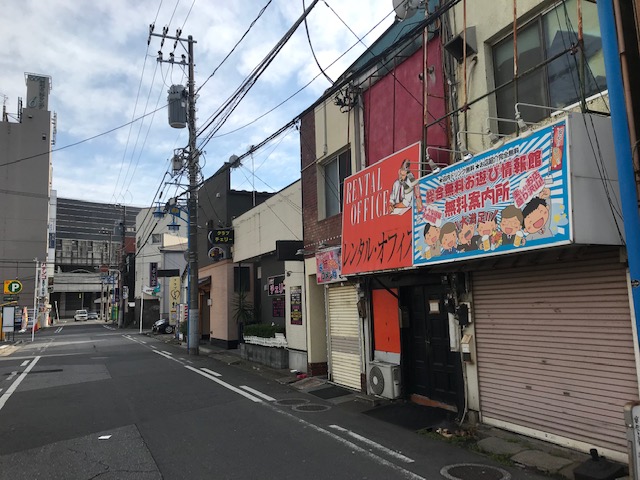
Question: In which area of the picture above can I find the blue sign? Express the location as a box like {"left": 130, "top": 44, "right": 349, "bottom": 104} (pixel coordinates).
{"left": 413, "top": 121, "right": 571, "bottom": 265}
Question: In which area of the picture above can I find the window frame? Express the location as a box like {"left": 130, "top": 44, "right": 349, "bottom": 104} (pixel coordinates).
{"left": 319, "top": 148, "right": 352, "bottom": 220}
{"left": 491, "top": 0, "right": 606, "bottom": 134}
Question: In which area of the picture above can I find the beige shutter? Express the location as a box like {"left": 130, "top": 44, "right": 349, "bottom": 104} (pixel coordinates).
{"left": 473, "top": 250, "right": 637, "bottom": 455}
{"left": 327, "top": 285, "right": 361, "bottom": 390}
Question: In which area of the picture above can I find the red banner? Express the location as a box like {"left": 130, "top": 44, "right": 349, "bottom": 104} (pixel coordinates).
{"left": 341, "top": 142, "right": 421, "bottom": 275}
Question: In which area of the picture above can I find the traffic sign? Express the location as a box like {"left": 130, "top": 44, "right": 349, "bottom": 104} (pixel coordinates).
{"left": 4, "top": 280, "right": 22, "bottom": 295}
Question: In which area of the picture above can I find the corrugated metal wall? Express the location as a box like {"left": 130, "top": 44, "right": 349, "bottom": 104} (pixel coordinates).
{"left": 327, "top": 285, "right": 361, "bottom": 390}
{"left": 473, "top": 251, "right": 637, "bottom": 454}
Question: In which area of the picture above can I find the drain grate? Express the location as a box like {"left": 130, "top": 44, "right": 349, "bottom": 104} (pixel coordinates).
{"left": 275, "top": 398, "right": 309, "bottom": 407}
{"left": 440, "top": 463, "right": 511, "bottom": 480}
{"left": 292, "top": 404, "right": 331, "bottom": 413}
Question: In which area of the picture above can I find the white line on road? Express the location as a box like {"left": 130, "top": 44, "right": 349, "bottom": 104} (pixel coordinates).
{"left": 200, "top": 368, "right": 221, "bottom": 377}
{"left": 0, "top": 356, "right": 41, "bottom": 412}
{"left": 240, "top": 385, "right": 276, "bottom": 402}
{"left": 149, "top": 345, "right": 157, "bottom": 349}
{"left": 20, "top": 361, "right": 29, "bottom": 367}
{"left": 160, "top": 350, "right": 173, "bottom": 356}
{"left": 5, "top": 371, "right": 17, "bottom": 382}
{"left": 185, "top": 366, "right": 262, "bottom": 403}
{"left": 55, "top": 327, "right": 63, "bottom": 334}
{"left": 329, "top": 425, "right": 415, "bottom": 463}
{"left": 152, "top": 350, "right": 184, "bottom": 364}
{"left": 267, "top": 406, "right": 426, "bottom": 480}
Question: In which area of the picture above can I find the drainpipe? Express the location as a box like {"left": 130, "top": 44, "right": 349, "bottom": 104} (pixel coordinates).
{"left": 596, "top": 0, "right": 640, "bottom": 348}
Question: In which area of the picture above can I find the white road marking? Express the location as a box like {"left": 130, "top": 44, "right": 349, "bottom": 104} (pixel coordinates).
{"left": 98, "top": 435, "right": 112, "bottom": 440}
{"left": 240, "top": 385, "right": 276, "bottom": 402}
{"left": 152, "top": 350, "right": 184, "bottom": 364}
{"left": 0, "top": 357, "right": 41, "bottom": 412}
{"left": 122, "top": 335, "right": 144, "bottom": 345}
{"left": 200, "top": 368, "right": 221, "bottom": 377}
{"left": 149, "top": 345, "right": 157, "bottom": 349}
{"left": 185, "top": 366, "right": 262, "bottom": 403}
{"left": 20, "top": 361, "right": 29, "bottom": 367}
{"left": 329, "top": 425, "right": 415, "bottom": 463}
{"left": 5, "top": 371, "right": 17, "bottom": 382}
{"left": 267, "top": 406, "right": 426, "bottom": 480}
{"left": 160, "top": 350, "right": 173, "bottom": 356}
{"left": 55, "top": 327, "right": 63, "bottom": 334}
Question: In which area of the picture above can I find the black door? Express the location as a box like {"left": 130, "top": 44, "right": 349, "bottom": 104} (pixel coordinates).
{"left": 405, "top": 285, "right": 460, "bottom": 407}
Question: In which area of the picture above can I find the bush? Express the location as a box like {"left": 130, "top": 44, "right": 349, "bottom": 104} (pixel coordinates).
{"left": 179, "top": 321, "right": 188, "bottom": 335}
{"left": 243, "top": 323, "right": 285, "bottom": 339}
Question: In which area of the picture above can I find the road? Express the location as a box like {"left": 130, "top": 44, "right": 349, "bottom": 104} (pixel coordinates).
{"left": 0, "top": 322, "right": 549, "bottom": 479}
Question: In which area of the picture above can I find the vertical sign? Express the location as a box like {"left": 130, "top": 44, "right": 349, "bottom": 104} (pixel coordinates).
{"left": 290, "top": 286, "right": 302, "bottom": 325}
{"left": 150, "top": 262, "right": 158, "bottom": 287}
{"left": 342, "top": 142, "right": 421, "bottom": 275}
{"left": 2, "top": 306, "right": 15, "bottom": 332}
{"left": 315, "top": 247, "right": 346, "bottom": 284}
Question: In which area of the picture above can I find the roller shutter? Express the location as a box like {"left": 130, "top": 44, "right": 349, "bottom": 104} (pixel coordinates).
{"left": 474, "top": 250, "right": 637, "bottom": 455}
{"left": 327, "top": 285, "right": 361, "bottom": 390}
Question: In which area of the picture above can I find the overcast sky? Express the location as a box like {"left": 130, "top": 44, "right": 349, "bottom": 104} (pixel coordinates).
{"left": 0, "top": 0, "right": 396, "bottom": 208}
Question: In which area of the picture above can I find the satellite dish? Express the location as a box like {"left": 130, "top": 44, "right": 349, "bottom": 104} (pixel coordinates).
{"left": 392, "top": 0, "right": 421, "bottom": 21}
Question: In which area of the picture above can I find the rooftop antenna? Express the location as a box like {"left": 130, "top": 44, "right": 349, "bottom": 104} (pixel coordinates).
{"left": 392, "top": 0, "right": 422, "bottom": 21}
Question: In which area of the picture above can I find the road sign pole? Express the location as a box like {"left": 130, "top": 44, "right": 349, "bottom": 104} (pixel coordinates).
{"left": 32, "top": 259, "right": 39, "bottom": 342}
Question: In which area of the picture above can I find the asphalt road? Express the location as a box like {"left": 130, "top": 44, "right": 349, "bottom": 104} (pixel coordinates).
{"left": 0, "top": 322, "right": 550, "bottom": 480}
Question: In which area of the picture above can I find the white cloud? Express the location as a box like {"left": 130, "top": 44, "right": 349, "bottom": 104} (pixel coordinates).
{"left": 1, "top": 0, "right": 394, "bottom": 207}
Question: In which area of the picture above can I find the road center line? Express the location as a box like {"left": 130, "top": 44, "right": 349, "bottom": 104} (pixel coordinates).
{"left": 185, "top": 366, "right": 262, "bottom": 403}
{"left": 0, "top": 356, "right": 41, "bottom": 412}
{"left": 329, "top": 425, "right": 415, "bottom": 463}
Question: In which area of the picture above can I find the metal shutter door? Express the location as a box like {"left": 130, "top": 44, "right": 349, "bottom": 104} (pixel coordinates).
{"left": 474, "top": 251, "right": 637, "bottom": 455}
{"left": 327, "top": 285, "right": 361, "bottom": 390}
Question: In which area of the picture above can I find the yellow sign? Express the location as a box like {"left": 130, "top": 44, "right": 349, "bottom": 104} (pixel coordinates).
{"left": 4, "top": 280, "right": 22, "bottom": 295}
{"left": 169, "top": 277, "right": 181, "bottom": 307}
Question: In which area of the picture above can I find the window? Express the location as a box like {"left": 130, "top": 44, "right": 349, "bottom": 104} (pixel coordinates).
{"left": 493, "top": 0, "right": 606, "bottom": 134}
{"left": 322, "top": 149, "right": 351, "bottom": 218}
{"left": 151, "top": 234, "right": 161, "bottom": 244}
{"left": 234, "top": 266, "right": 251, "bottom": 293}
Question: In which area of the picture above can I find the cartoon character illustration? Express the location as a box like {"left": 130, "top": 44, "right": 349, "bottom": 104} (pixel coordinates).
{"left": 523, "top": 188, "right": 552, "bottom": 241}
{"left": 439, "top": 222, "right": 458, "bottom": 255}
{"left": 388, "top": 159, "right": 422, "bottom": 214}
{"left": 477, "top": 214, "right": 502, "bottom": 251}
{"left": 457, "top": 221, "right": 480, "bottom": 252}
{"left": 500, "top": 205, "right": 525, "bottom": 247}
{"left": 422, "top": 223, "right": 441, "bottom": 259}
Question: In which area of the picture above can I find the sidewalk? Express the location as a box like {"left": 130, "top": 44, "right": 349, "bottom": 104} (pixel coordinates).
{"left": 153, "top": 335, "right": 630, "bottom": 479}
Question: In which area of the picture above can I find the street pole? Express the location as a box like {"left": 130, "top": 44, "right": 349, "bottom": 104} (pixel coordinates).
{"left": 186, "top": 35, "right": 200, "bottom": 355}
{"left": 151, "top": 28, "right": 199, "bottom": 355}
{"left": 119, "top": 205, "right": 126, "bottom": 328}
{"left": 32, "top": 259, "right": 38, "bottom": 342}
{"left": 140, "top": 293, "right": 144, "bottom": 334}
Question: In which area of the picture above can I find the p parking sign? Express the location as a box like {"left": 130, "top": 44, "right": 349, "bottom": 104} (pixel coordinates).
{"left": 4, "top": 280, "right": 22, "bottom": 295}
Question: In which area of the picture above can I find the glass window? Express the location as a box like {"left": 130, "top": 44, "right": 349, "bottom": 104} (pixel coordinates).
{"left": 151, "top": 234, "right": 161, "bottom": 244}
{"left": 493, "top": 0, "right": 606, "bottom": 134}
{"left": 323, "top": 149, "right": 351, "bottom": 218}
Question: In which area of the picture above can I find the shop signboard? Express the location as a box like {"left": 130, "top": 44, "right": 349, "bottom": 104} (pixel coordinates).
{"left": 342, "top": 142, "right": 421, "bottom": 275}
{"left": 315, "top": 247, "right": 346, "bottom": 284}
{"left": 413, "top": 121, "right": 571, "bottom": 265}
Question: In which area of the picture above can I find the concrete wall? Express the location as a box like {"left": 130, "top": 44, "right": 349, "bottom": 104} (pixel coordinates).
{"left": 233, "top": 181, "right": 302, "bottom": 262}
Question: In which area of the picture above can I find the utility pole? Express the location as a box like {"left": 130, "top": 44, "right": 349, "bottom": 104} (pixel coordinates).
{"left": 118, "top": 205, "right": 126, "bottom": 328}
{"left": 151, "top": 27, "right": 199, "bottom": 355}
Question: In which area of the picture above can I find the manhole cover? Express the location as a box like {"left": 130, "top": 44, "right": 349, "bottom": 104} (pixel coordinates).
{"left": 275, "top": 398, "right": 309, "bottom": 407}
{"left": 440, "top": 463, "right": 511, "bottom": 480}
{"left": 292, "top": 404, "right": 331, "bottom": 412}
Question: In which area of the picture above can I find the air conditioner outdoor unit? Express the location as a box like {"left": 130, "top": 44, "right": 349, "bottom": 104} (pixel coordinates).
{"left": 368, "top": 361, "right": 401, "bottom": 399}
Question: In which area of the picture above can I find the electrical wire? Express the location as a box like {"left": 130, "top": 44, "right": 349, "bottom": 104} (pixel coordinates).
{"left": 196, "top": 0, "right": 273, "bottom": 95}
{"left": 303, "top": 0, "right": 333, "bottom": 84}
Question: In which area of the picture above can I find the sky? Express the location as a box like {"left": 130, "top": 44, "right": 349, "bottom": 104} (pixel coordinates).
{"left": 0, "top": 0, "right": 397, "bottom": 209}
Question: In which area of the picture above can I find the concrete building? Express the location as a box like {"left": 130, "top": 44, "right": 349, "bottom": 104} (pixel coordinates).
{"left": 51, "top": 198, "right": 140, "bottom": 319}
{"left": 232, "top": 181, "right": 304, "bottom": 370}
{"left": 134, "top": 207, "right": 187, "bottom": 329}
{"left": 0, "top": 74, "right": 54, "bottom": 324}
